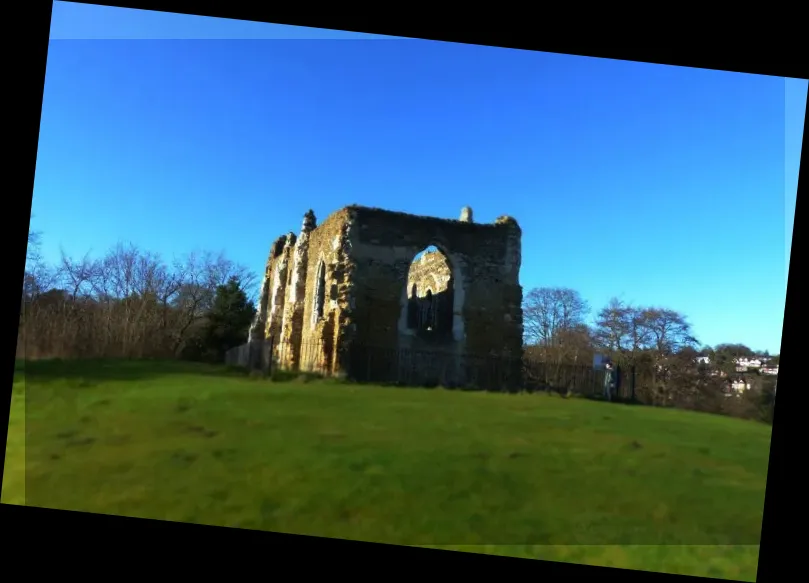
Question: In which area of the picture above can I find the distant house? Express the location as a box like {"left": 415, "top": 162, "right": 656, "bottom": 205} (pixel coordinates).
{"left": 734, "top": 358, "right": 761, "bottom": 370}
{"left": 696, "top": 356, "right": 711, "bottom": 365}
{"left": 761, "top": 366, "right": 779, "bottom": 376}
{"left": 730, "top": 379, "right": 751, "bottom": 393}
{"left": 734, "top": 357, "right": 762, "bottom": 372}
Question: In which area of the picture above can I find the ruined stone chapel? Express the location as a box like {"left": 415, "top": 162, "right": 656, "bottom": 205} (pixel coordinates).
{"left": 247, "top": 205, "right": 524, "bottom": 388}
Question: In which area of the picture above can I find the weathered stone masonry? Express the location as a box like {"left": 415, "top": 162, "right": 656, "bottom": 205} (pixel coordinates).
{"left": 248, "top": 205, "right": 524, "bottom": 388}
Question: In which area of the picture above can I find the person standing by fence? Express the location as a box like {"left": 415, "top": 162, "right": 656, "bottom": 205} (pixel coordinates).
{"left": 603, "top": 362, "right": 615, "bottom": 401}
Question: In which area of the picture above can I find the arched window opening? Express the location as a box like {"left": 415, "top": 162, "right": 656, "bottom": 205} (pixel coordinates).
{"left": 312, "top": 260, "right": 326, "bottom": 326}
{"left": 423, "top": 289, "right": 434, "bottom": 331}
{"left": 404, "top": 245, "right": 453, "bottom": 338}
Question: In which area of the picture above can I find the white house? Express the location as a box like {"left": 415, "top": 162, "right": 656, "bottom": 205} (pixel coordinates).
{"left": 730, "top": 379, "right": 751, "bottom": 393}
{"left": 761, "top": 366, "right": 779, "bottom": 376}
{"left": 734, "top": 358, "right": 763, "bottom": 372}
{"left": 696, "top": 356, "right": 711, "bottom": 365}
{"left": 734, "top": 357, "right": 762, "bottom": 370}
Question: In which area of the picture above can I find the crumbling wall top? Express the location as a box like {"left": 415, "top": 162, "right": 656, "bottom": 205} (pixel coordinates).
{"left": 459, "top": 206, "right": 473, "bottom": 223}
{"left": 302, "top": 209, "right": 317, "bottom": 233}
{"left": 495, "top": 215, "right": 519, "bottom": 228}
{"left": 342, "top": 204, "right": 518, "bottom": 230}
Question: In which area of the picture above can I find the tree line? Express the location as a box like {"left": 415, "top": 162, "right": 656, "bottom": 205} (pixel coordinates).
{"left": 19, "top": 229, "right": 775, "bottom": 423}
{"left": 522, "top": 286, "right": 776, "bottom": 423}
{"left": 19, "top": 229, "right": 256, "bottom": 363}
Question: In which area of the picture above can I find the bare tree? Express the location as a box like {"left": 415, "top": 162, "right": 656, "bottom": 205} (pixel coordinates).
{"left": 59, "top": 248, "right": 100, "bottom": 300}
{"left": 641, "top": 307, "right": 699, "bottom": 357}
{"left": 23, "top": 227, "right": 55, "bottom": 301}
{"left": 522, "top": 288, "right": 592, "bottom": 392}
{"left": 523, "top": 287, "right": 590, "bottom": 348}
{"left": 592, "top": 298, "right": 633, "bottom": 353}
{"left": 553, "top": 324, "right": 595, "bottom": 366}
{"left": 636, "top": 308, "right": 699, "bottom": 405}
{"left": 27, "top": 229, "right": 40, "bottom": 262}
{"left": 18, "top": 240, "right": 256, "bottom": 361}
{"left": 591, "top": 299, "right": 700, "bottom": 405}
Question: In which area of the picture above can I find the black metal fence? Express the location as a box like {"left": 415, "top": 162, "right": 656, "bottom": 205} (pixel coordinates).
{"left": 522, "top": 359, "right": 638, "bottom": 401}
{"left": 226, "top": 338, "right": 625, "bottom": 396}
{"left": 224, "top": 339, "right": 775, "bottom": 421}
{"left": 347, "top": 343, "right": 524, "bottom": 391}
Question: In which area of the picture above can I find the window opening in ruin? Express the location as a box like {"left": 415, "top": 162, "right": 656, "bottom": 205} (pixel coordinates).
{"left": 405, "top": 245, "right": 453, "bottom": 338}
{"left": 424, "top": 289, "right": 434, "bottom": 331}
{"left": 313, "top": 260, "right": 326, "bottom": 326}
{"left": 407, "top": 283, "right": 419, "bottom": 328}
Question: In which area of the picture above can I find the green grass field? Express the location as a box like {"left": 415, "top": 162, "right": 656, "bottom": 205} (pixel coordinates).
{"left": 3, "top": 359, "right": 769, "bottom": 580}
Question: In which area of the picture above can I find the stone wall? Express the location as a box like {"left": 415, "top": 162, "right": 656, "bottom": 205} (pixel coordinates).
{"left": 299, "top": 208, "right": 356, "bottom": 375}
{"left": 265, "top": 233, "right": 295, "bottom": 346}
{"left": 345, "top": 206, "right": 523, "bottom": 360}
{"left": 249, "top": 204, "right": 523, "bottom": 389}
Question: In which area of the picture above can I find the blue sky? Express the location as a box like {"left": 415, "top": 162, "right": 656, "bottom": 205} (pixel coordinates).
{"left": 31, "top": 2, "right": 805, "bottom": 354}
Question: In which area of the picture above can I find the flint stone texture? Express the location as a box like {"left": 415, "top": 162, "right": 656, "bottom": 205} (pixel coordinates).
{"left": 248, "top": 205, "right": 524, "bottom": 389}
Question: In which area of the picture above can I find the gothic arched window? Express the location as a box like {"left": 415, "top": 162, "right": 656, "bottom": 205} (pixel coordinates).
{"left": 312, "top": 260, "right": 326, "bottom": 326}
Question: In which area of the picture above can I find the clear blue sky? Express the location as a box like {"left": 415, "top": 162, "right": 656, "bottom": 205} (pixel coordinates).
{"left": 31, "top": 2, "right": 804, "bottom": 354}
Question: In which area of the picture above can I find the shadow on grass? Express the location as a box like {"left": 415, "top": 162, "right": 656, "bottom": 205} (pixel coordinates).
{"left": 266, "top": 369, "right": 324, "bottom": 383}
{"left": 19, "top": 357, "right": 251, "bottom": 388}
{"left": 13, "top": 358, "right": 680, "bottom": 416}
{"left": 581, "top": 394, "right": 645, "bottom": 406}
{"left": 19, "top": 357, "right": 339, "bottom": 389}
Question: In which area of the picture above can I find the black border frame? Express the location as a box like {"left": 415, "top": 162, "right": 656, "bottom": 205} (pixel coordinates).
{"left": 5, "top": 1, "right": 804, "bottom": 580}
